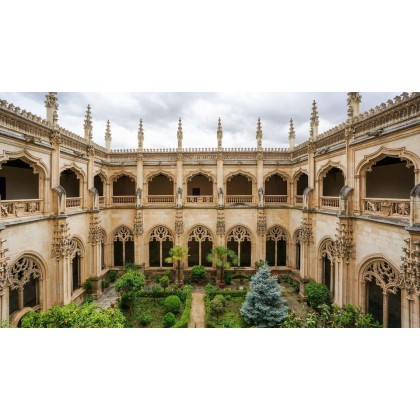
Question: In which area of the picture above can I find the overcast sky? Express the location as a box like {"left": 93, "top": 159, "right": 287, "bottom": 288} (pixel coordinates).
{"left": 0, "top": 92, "right": 401, "bottom": 149}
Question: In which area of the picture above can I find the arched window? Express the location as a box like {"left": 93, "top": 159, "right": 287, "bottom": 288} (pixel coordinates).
{"left": 94, "top": 174, "right": 105, "bottom": 197}
{"left": 147, "top": 174, "right": 174, "bottom": 204}
{"left": 321, "top": 167, "right": 344, "bottom": 209}
{"left": 227, "top": 226, "right": 252, "bottom": 267}
{"left": 265, "top": 174, "right": 288, "bottom": 204}
{"left": 296, "top": 173, "right": 308, "bottom": 196}
{"left": 186, "top": 174, "right": 214, "bottom": 204}
{"left": 294, "top": 230, "right": 301, "bottom": 270}
{"left": 99, "top": 229, "right": 106, "bottom": 270}
{"left": 188, "top": 226, "right": 213, "bottom": 267}
{"left": 60, "top": 168, "right": 80, "bottom": 197}
{"left": 226, "top": 174, "right": 253, "bottom": 205}
{"left": 0, "top": 158, "right": 43, "bottom": 217}
{"left": 149, "top": 226, "right": 174, "bottom": 268}
{"left": 319, "top": 239, "right": 335, "bottom": 295}
{"left": 362, "top": 259, "right": 402, "bottom": 328}
{"left": 113, "top": 226, "right": 134, "bottom": 267}
{"left": 9, "top": 256, "right": 42, "bottom": 316}
{"left": 364, "top": 157, "right": 414, "bottom": 218}
{"left": 69, "top": 238, "right": 83, "bottom": 293}
{"left": 266, "top": 225, "right": 288, "bottom": 267}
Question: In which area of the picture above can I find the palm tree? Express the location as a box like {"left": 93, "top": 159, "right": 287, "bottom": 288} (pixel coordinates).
{"left": 206, "top": 246, "right": 238, "bottom": 285}
{"left": 165, "top": 246, "right": 189, "bottom": 286}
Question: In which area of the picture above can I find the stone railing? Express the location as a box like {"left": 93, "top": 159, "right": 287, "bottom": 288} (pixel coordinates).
{"left": 320, "top": 196, "right": 340, "bottom": 209}
{"left": 226, "top": 195, "right": 254, "bottom": 205}
{"left": 265, "top": 195, "right": 288, "bottom": 204}
{"left": 66, "top": 197, "right": 81, "bottom": 208}
{"left": 186, "top": 195, "right": 214, "bottom": 204}
{"left": 99, "top": 196, "right": 105, "bottom": 206}
{"left": 0, "top": 199, "right": 42, "bottom": 218}
{"left": 363, "top": 198, "right": 410, "bottom": 219}
{"left": 112, "top": 196, "right": 136, "bottom": 205}
{"left": 147, "top": 195, "right": 175, "bottom": 204}
{"left": 295, "top": 195, "right": 303, "bottom": 205}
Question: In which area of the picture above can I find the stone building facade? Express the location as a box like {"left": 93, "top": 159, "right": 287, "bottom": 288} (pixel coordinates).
{"left": 1, "top": 92, "right": 420, "bottom": 327}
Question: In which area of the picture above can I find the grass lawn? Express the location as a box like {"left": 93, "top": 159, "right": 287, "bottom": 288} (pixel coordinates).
{"left": 125, "top": 297, "right": 184, "bottom": 328}
{"left": 207, "top": 296, "right": 246, "bottom": 328}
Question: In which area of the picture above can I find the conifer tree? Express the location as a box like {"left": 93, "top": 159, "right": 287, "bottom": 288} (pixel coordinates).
{"left": 240, "top": 263, "right": 288, "bottom": 327}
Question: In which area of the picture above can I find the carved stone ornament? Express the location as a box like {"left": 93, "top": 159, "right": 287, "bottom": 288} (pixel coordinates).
{"left": 363, "top": 259, "right": 402, "bottom": 295}
{"left": 188, "top": 225, "right": 212, "bottom": 243}
{"left": 334, "top": 221, "right": 354, "bottom": 263}
{"left": 9, "top": 257, "right": 42, "bottom": 291}
{"left": 88, "top": 215, "right": 102, "bottom": 243}
{"left": 216, "top": 210, "right": 225, "bottom": 235}
{"left": 257, "top": 210, "right": 266, "bottom": 236}
{"left": 298, "top": 218, "right": 313, "bottom": 245}
{"left": 52, "top": 220, "right": 72, "bottom": 259}
{"left": 149, "top": 226, "right": 173, "bottom": 243}
{"left": 227, "top": 226, "right": 251, "bottom": 243}
{"left": 134, "top": 210, "right": 144, "bottom": 236}
{"left": 175, "top": 210, "right": 184, "bottom": 236}
{"left": 0, "top": 237, "right": 10, "bottom": 294}
{"left": 114, "top": 226, "right": 134, "bottom": 243}
{"left": 401, "top": 238, "right": 420, "bottom": 295}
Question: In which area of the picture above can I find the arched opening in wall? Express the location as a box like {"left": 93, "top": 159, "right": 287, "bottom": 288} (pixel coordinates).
{"left": 294, "top": 230, "right": 301, "bottom": 270}
{"left": 187, "top": 174, "right": 214, "bottom": 204}
{"left": 226, "top": 174, "right": 253, "bottom": 205}
{"left": 149, "top": 226, "right": 174, "bottom": 268}
{"left": 227, "top": 226, "right": 252, "bottom": 267}
{"left": 0, "top": 159, "right": 39, "bottom": 201}
{"left": 364, "top": 157, "right": 415, "bottom": 218}
{"left": 60, "top": 169, "right": 80, "bottom": 197}
{"left": 320, "top": 239, "right": 334, "bottom": 296}
{"left": 321, "top": 167, "right": 344, "bottom": 209}
{"left": 113, "top": 226, "right": 134, "bottom": 267}
{"left": 148, "top": 174, "right": 174, "bottom": 204}
{"left": 72, "top": 253, "right": 81, "bottom": 292}
{"left": 295, "top": 173, "right": 308, "bottom": 205}
{"left": 8, "top": 256, "right": 42, "bottom": 317}
{"left": 112, "top": 175, "right": 136, "bottom": 205}
{"left": 188, "top": 226, "right": 213, "bottom": 267}
{"left": 99, "top": 229, "right": 106, "bottom": 270}
{"left": 265, "top": 174, "right": 288, "bottom": 204}
{"left": 94, "top": 174, "right": 104, "bottom": 202}
{"left": 362, "top": 259, "right": 402, "bottom": 328}
{"left": 266, "top": 226, "right": 288, "bottom": 267}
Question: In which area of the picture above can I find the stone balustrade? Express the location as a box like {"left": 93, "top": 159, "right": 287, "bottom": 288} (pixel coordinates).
{"left": 0, "top": 199, "right": 42, "bottom": 218}
{"left": 66, "top": 197, "right": 81, "bottom": 208}
{"left": 265, "top": 195, "right": 288, "bottom": 204}
{"left": 226, "top": 195, "right": 254, "bottom": 205}
{"left": 186, "top": 196, "right": 214, "bottom": 204}
{"left": 112, "top": 196, "right": 136, "bottom": 205}
{"left": 320, "top": 196, "right": 340, "bottom": 209}
{"left": 295, "top": 195, "right": 303, "bottom": 205}
{"left": 147, "top": 195, "right": 175, "bottom": 204}
{"left": 363, "top": 198, "right": 410, "bottom": 218}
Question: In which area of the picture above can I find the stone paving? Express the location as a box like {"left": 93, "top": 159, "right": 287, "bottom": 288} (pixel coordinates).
{"left": 281, "top": 283, "right": 310, "bottom": 318}
{"left": 188, "top": 292, "right": 206, "bottom": 328}
{"left": 95, "top": 285, "right": 119, "bottom": 309}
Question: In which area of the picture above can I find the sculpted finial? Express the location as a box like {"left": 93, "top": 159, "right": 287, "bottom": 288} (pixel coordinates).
{"left": 177, "top": 117, "right": 183, "bottom": 148}
{"left": 138, "top": 119, "right": 144, "bottom": 150}
{"left": 84, "top": 105, "right": 93, "bottom": 141}
{"left": 289, "top": 118, "right": 296, "bottom": 150}
{"left": 217, "top": 117, "right": 223, "bottom": 149}
{"left": 310, "top": 100, "right": 319, "bottom": 140}
{"left": 105, "top": 120, "right": 112, "bottom": 152}
{"left": 256, "top": 117, "right": 262, "bottom": 148}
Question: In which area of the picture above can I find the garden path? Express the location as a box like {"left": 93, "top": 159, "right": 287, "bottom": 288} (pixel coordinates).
{"left": 281, "top": 283, "right": 310, "bottom": 318}
{"left": 95, "top": 285, "right": 119, "bottom": 310}
{"left": 188, "top": 291, "right": 206, "bottom": 328}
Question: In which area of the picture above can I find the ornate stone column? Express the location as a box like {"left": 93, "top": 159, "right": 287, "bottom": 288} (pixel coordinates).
{"left": 217, "top": 118, "right": 224, "bottom": 207}
{"left": 0, "top": 224, "right": 10, "bottom": 322}
{"left": 256, "top": 209, "right": 266, "bottom": 264}
{"left": 137, "top": 120, "right": 144, "bottom": 208}
{"left": 133, "top": 209, "right": 144, "bottom": 268}
{"left": 176, "top": 118, "right": 184, "bottom": 207}
{"left": 298, "top": 213, "right": 313, "bottom": 299}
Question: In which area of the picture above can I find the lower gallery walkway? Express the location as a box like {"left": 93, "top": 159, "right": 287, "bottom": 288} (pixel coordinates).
{"left": 188, "top": 291, "right": 206, "bottom": 328}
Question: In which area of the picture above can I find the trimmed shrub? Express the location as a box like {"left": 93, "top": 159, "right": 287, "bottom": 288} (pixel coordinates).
{"left": 138, "top": 313, "right": 153, "bottom": 326}
{"left": 190, "top": 265, "right": 207, "bottom": 282}
{"left": 159, "top": 275, "right": 170, "bottom": 290}
{"left": 306, "top": 282, "right": 331, "bottom": 308}
{"left": 210, "top": 298, "right": 225, "bottom": 323}
{"left": 83, "top": 295, "right": 94, "bottom": 305}
{"left": 164, "top": 295, "right": 182, "bottom": 314}
{"left": 83, "top": 279, "right": 94, "bottom": 294}
{"left": 213, "top": 294, "right": 226, "bottom": 308}
{"left": 174, "top": 289, "right": 193, "bottom": 328}
{"left": 163, "top": 312, "right": 176, "bottom": 328}
{"left": 223, "top": 271, "right": 233, "bottom": 285}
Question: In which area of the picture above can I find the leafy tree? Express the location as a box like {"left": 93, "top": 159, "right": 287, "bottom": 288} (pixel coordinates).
{"left": 159, "top": 275, "right": 170, "bottom": 291}
{"left": 210, "top": 298, "right": 225, "bottom": 324}
{"left": 206, "top": 246, "right": 238, "bottom": 284}
{"left": 115, "top": 269, "right": 145, "bottom": 315}
{"left": 240, "top": 263, "right": 288, "bottom": 327}
{"left": 21, "top": 303, "right": 125, "bottom": 328}
{"left": 165, "top": 246, "right": 189, "bottom": 286}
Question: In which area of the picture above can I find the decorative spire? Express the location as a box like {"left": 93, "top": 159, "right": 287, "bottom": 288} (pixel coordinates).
{"left": 347, "top": 92, "right": 362, "bottom": 118}
{"left": 105, "top": 120, "right": 112, "bottom": 152}
{"left": 177, "top": 118, "right": 183, "bottom": 148}
{"left": 84, "top": 105, "right": 93, "bottom": 141}
{"left": 289, "top": 118, "right": 296, "bottom": 150}
{"left": 217, "top": 117, "right": 223, "bottom": 149}
{"left": 138, "top": 119, "right": 144, "bottom": 151}
{"left": 310, "top": 100, "right": 319, "bottom": 140}
{"left": 45, "top": 92, "right": 58, "bottom": 124}
{"left": 256, "top": 117, "right": 262, "bottom": 149}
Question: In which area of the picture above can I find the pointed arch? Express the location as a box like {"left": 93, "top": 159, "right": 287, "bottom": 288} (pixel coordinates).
{"left": 266, "top": 225, "right": 290, "bottom": 268}
{"left": 187, "top": 224, "right": 214, "bottom": 267}
{"left": 226, "top": 225, "right": 253, "bottom": 267}
{"left": 109, "top": 170, "right": 136, "bottom": 184}
{"left": 113, "top": 225, "right": 134, "bottom": 266}
{"left": 318, "top": 236, "right": 335, "bottom": 294}
{"left": 0, "top": 149, "right": 49, "bottom": 178}
{"left": 148, "top": 225, "right": 174, "bottom": 268}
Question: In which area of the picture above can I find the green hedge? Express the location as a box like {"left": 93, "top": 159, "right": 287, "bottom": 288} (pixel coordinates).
{"left": 305, "top": 282, "right": 332, "bottom": 308}
{"left": 174, "top": 291, "right": 192, "bottom": 328}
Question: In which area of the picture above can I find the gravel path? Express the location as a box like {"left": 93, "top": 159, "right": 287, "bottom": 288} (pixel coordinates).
{"left": 188, "top": 292, "right": 206, "bottom": 328}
